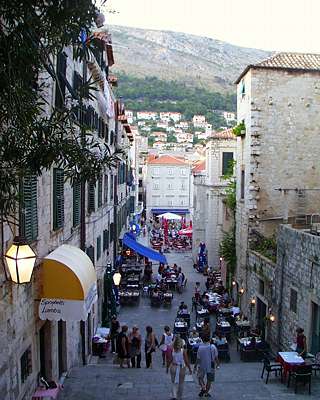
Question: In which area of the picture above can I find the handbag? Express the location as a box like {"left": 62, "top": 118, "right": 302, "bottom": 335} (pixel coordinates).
{"left": 159, "top": 344, "right": 167, "bottom": 352}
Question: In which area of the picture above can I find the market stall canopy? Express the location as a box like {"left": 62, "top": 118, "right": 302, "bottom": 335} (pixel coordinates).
{"left": 39, "top": 245, "right": 97, "bottom": 321}
{"left": 123, "top": 233, "right": 167, "bottom": 264}
{"left": 151, "top": 208, "right": 189, "bottom": 215}
{"left": 157, "top": 212, "right": 182, "bottom": 220}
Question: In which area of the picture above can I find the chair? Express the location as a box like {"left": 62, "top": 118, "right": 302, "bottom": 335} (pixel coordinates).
{"left": 287, "top": 364, "right": 312, "bottom": 394}
{"left": 260, "top": 355, "right": 283, "bottom": 384}
{"left": 311, "top": 352, "right": 320, "bottom": 376}
{"left": 217, "top": 344, "right": 230, "bottom": 362}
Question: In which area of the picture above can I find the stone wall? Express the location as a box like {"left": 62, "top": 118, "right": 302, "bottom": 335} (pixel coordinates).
{"left": 275, "top": 225, "right": 320, "bottom": 353}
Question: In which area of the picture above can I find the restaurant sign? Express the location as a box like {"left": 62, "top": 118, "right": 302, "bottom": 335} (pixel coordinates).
{"left": 39, "top": 284, "right": 97, "bottom": 321}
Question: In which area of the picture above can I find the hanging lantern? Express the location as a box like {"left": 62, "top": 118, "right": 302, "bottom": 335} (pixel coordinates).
{"left": 4, "top": 237, "right": 36, "bottom": 284}
{"left": 113, "top": 272, "right": 121, "bottom": 286}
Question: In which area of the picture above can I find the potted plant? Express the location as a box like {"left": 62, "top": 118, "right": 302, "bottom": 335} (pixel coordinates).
{"left": 232, "top": 121, "right": 246, "bottom": 137}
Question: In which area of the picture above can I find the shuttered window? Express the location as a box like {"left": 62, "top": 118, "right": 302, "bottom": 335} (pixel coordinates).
{"left": 73, "top": 181, "right": 81, "bottom": 227}
{"left": 20, "top": 175, "right": 38, "bottom": 242}
{"left": 104, "top": 175, "right": 108, "bottom": 203}
{"left": 103, "top": 229, "right": 109, "bottom": 251}
{"left": 222, "top": 152, "right": 234, "bottom": 176}
{"left": 88, "top": 181, "right": 96, "bottom": 213}
{"left": 109, "top": 222, "right": 114, "bottom": 244}
{"left": 97, "top": 236, "right": 101, "bottom": 260}
{"left": 97, "top": 176, "right": 103, "bottom": 208}
{"left": 86, "top": 245, "right": 95, "bottom": 264}
{"left": 55, "top": 52, "right": 67, "bottom": 109}
{"left": 53, "top": 169, "right": 64, "bottom": 230}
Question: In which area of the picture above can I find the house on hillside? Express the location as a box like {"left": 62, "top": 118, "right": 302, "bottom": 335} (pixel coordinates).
{"left": 192, "top": 115, "right": 206, "bottom": 128}
{"left": 137, "top": 111, "right": 158, "bottom": 120}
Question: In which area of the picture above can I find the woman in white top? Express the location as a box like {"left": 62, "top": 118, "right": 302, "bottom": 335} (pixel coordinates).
{"left": 159, "top": 326, "right": 174, "bottom": 367}
{"left": 167, "top": 336, "right": 192, "bottom": 400}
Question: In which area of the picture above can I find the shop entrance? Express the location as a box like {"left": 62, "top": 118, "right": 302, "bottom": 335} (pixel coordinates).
{"left": 39, "top": 321, "right": 52, "bottom": 380}
{"left": 256, "top": 297, "right": 267, "bottom": 340}
{"left": 311, "top": 302, "right": 320, "bottom": 354}
{"left": 58, "top": 321, "right": 67, "bottom": 377}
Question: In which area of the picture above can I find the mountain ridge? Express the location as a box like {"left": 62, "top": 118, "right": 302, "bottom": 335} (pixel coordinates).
{"left": 109, "top": 24, "right": 271, "bottom": 92}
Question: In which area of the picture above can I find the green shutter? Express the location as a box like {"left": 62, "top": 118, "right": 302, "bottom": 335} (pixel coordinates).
{"left": 20, "top": 175, "right": 38, "bottom": 242}
{"left": 88, "top": 181, "right": 96, "bottom": 213}
{"left": 103, "top": 229, "right": 110, "bottom": 251}
{"left": 53, "top": 168, "right": 64, "bottom": 230}
{"left": 97, "top": 236, "right": 101, "bottom": 260}
{"left": 109, "top": 223, "right": 114, "bottom": 244}
{"left": 104, "top": 175, "right": 108, "bottom": 203}
{"left": 222, "top": 152, "right": 234, "bottom": 176}
{"left": 73, "top": 181, "right": 81, "bottom": 227}
{"left": 98, "top": 176, "right": 103, "bottom": 208}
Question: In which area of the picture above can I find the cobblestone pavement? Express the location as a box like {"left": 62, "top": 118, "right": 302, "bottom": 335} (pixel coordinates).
{"left": 60, "top": 246, "right": 320, "bottom": 400}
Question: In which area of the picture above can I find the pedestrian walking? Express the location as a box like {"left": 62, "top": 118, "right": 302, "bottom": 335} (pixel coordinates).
{"left": 117, "top": 325, "right": 130, "bottom": 368}
{"left": 167, "top": 336, "right": 192, "bottom": 400}
{"left": 129, "top": 326, "right": 142, "bottom": 368}
{"left": 159, "top": 325, "right": 174, "bottom": 367}
{"left": 145, "top": 325, "right": 156, "bottom": 368}
{"left": 110, "top": 315, "right": 120, "bottom": 354}
{"left": 194, "top": 334, "right": 219, "bottom": 397}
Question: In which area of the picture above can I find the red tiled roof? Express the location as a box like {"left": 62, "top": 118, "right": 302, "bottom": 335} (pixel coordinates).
{"left": 210, "top": 128, "right": 236, "bottom": 140}
{"left": 148, "top": 155, "right": 188, "bottom": 166}
{"left": 192, "top": 160, "right": 206, "bottom": 173}
{"left": 235, "top": 52, "right": 320, "bottom": 83}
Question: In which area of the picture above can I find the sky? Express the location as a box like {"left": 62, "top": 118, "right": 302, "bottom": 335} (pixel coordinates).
{"left": 102, "top": 0, "right": 320, "bottom": 53}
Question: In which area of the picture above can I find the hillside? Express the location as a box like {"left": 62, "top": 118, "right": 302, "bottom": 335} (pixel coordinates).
{"left": 110, "top": 25, "right": 270, "bottom": 92}
{"left": 114, "top": 74, "right": 235, "bottom": 128}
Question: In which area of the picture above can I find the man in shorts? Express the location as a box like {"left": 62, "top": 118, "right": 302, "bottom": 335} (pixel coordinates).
{"left": 194, "top": 334, "right": 219, "bottom": 397}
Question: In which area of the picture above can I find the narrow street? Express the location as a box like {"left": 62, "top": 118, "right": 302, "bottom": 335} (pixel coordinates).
{"left": 59, "top": 246, "right": 320, "bottom": 400}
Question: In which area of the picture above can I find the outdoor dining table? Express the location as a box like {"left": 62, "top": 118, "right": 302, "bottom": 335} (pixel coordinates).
{"left": 216, "top": 321, "right": 231, "bottom": 336}
{"left": 237, "top": 336, "right": 261, "bottom": 351}
{"left": 174, "top": 320, "right": 188, "bottom": 334}
{"left": 277, "top": 351, "right": 305, "bottom": 379}
{"left": 196, "top": 307, "right": 210, "bottom": 319}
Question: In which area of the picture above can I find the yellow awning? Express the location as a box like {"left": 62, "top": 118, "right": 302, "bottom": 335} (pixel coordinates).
{"left": 39, "top": 245, "right": 97, "bottom": 321}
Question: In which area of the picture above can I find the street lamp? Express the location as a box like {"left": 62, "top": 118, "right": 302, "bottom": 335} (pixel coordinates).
{"left": 4, "top": 237, "right": 36, "bottom": 284}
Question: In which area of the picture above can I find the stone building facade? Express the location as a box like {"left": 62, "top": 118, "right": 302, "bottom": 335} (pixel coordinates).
{"left": 146, "top": 155, "right": 192, "bottom": 219}
{"left": 0, "top": 26, "right": 134, "bottom": 400}
{"left": 192, "top": 130, "right": 236, "bottom": 269}
{"left": 245, "top": 224, "right": 320, "bottom": 355}
{"left": 235, "top": 53, "right": 320, "bottom": 312}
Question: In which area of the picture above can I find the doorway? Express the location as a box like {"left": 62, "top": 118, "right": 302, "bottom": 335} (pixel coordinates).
{"left": 39, "top": 322, "right": 52, "bottom": 380}
{"left": 87, "top": 313, "right": 92, "bottom": 356}
{"left": 311, "top": 302, "right": 320, "bottom": 354}
{"left": 256, "top": 297, "right": 267, "bottom": 340}
{"left": 58, "top": 321, "right": 67, "bottom": 377}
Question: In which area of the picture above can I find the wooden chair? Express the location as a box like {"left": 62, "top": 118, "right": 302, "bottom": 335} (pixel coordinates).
{"left": 311, "top": 352, "right": 320, "bottom": 376}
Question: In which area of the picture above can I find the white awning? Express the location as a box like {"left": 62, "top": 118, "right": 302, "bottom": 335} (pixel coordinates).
{"left": 39, "top": 245, "right": 97, "bottom": 321}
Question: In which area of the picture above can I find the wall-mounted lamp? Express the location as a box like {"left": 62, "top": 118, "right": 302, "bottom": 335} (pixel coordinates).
{"left": 239, "top": 288, "right": 245, "bottom": 295}
{"left": 232, "top": 280, "right": 236, "bottom": 286}
{"left": 269, "top": 314, "right": 275, "bottom": 322}
{"left": 4, "top": 236, "right": 36, "bottom": 284}
{"left": 113, "top": 272, "right": 122, "bottom": 286}
{"left": 250, "top": 298, "right": 256, "bottom": 306}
